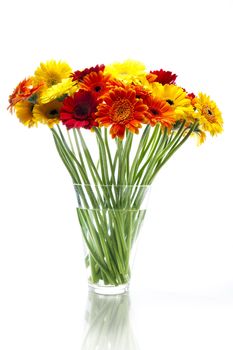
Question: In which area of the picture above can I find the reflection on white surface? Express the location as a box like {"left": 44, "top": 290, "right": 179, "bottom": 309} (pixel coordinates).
{"left": 81, "top": 292, "right": 140, "bottom": 350}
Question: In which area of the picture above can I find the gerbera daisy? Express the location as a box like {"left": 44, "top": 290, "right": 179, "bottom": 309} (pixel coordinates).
{"left": 144, "top": 95, "right": 175, "bottom": 128}
{"left": 96, "top": 86, "right": 148, "bottom": 139}
{"left": 33, "top": 100, "right": 62, "bottom": 128}
{"left": 104, "top": 60, "right": 146, "bottom": 85}
{"left": 14, "top": 100, "right": 37, "bottom": 127}
{"left": 39, "top": 78, "right": 77, "bottom": 104}
{"left": 60, "top": 90, "right": 98, "bottom": 129}
{"left": 79, "top": 71, "right": 112, "bottom": 99}
{"left": 151, "top": 83, "right": 194, "bottom": 120}
{"left": 147, "top": 69, "right": 177, "bottom": 85}
{"left": 34, "top": 60, "right": 72, "bottom": 87}
{"left": 71, "top": 64, "right": 105, "bottom": 82}
{"left": 194, "top": 93, "right": 223, "bottom": 135}
{"left": 8, "top": 77, "right": 43, "bottom": 111}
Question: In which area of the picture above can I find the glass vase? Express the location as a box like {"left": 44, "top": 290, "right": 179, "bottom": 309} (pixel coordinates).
{"left": 74, "top": 184, "right": 150, "bottom": 295}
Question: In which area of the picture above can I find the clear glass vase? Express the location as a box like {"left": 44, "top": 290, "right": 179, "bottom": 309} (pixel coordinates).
{"left": 74, "top": 184, "right": 150, "bottom": 295}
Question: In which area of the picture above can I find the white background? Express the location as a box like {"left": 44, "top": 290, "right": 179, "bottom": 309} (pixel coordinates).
{"left": 0, "top": 0, "right": 233, "bottom": 349}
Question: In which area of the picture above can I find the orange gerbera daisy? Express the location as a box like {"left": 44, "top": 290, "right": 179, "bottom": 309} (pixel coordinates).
{"left": 8, "top": 77, "right": 43, "bottom": 112}
{"left": 96, "top": 87, "right": 148, "bottom": 139}
{"left": 79, "top": 71, "right": 112, "bottom": 99}
{"left": 144, "top": 95, "right": 175, "bottom": 128}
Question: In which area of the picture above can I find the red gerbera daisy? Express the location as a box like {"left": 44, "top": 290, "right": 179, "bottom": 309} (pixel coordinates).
{"left": 8, "top": 77, "right": 43, "bottom": 112}
{"left": 144, "top": 95, "right": 175, "bottom": 128}
{"left": 79, "top": 71, "right": 112, "bottom": 99}
{"left": 71, "top": 64, "right": 105, "bottom": 82}
{"left": 60, "top": 90, "right": 98, "bottom": 129}
{"left": 96, "top": 87, "right": 148, "bottom": 139}
{"left": 147, "top": 69, "right": 177, "bottom": 85}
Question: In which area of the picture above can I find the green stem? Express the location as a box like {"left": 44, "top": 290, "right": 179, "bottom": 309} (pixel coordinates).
{"left": 150, "top": 121, "right": 199, "bottom": 182}
{"left": 77, "top": 129, "right": 103, "bottom": 185}
{"left": 104, "top": 128, "right": 116, "bottom": 185}
{"left": 127, "top": 125, "right": 151, "bottom": 185}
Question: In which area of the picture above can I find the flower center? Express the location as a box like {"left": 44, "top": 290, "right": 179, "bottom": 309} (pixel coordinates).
{"left": 166, "top": 99, "right": 174, "bottom": 105}
{"left": 47, "top": 73, "right": 61, "bottom": 87}
{"left": 112, "top": 99, "right": 133, "bottom": 122}
{"left": 75, "top": 104, "right": 89, "bottom": 119}
{"left": 204, "top": 106, "right": 216, "bottom": 123}
{"left": 49, "top": 79, "right": 58, "bottom": 86}
{"left": 48, "top": 109, "right": 59, "bottom": 118}
{"left": 151, "top": 108, "right": 159, "bottom": 115}
{"left": 94, "top": 85, "right": 101, "bottom": 92}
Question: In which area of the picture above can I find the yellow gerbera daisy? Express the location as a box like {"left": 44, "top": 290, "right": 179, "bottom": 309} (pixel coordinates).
{"left": 151, "top": 82, "right": 194, "bottom": 120}
{"left": 104, "top": 59, "right": 147, "bottom": 85}
{"left": 38, "top": 78, "right": 77, "bottom": 104}
{"left": 14, "top": 100, "right": 37, "bottom": 127}
{"left": 33, "top": 100, "right": 62, "bottom": 128}
{"left": 194, "top": 93, "right": 223, "bottom": 136}
{"left": 34, "top": 60, "right": 72, "bottom": 87}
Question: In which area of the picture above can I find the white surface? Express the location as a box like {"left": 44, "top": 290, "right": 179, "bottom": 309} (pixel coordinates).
{"left": 0, "top": 0, "right": 233, "bottom": 349}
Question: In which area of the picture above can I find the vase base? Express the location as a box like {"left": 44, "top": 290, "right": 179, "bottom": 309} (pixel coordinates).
{"left": 88, "top": 283, "right": 129, "bottom": 295}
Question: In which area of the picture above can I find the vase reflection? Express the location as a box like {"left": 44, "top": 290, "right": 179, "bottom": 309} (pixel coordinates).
{"left": 81, "top": 292, "right": 140, "bottom": 350}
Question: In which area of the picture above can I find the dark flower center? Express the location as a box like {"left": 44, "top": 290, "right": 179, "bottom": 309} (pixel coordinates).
{"left": 49, "top": 109, "right": 59, "bottom": 118}
{"left": 204, "top": 106, "right": 216, "bottom": 123}
{"left": 75, "top": 104, "right": 89, "bottom": 119}
{"left": 151, "top": 108, "right": 159, "bottom": 115}
{"left": 50, "top": 109, "right": 58, "bottom": 115}
{"left": 166, "top": 99, "right": 174, "bottom": 105}
{"left": 94, "top": 86, "right": 101, "bottom": 92}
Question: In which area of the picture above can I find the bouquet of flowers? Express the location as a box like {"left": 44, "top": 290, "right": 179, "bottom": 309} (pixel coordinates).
{"left": 8, "top": 59, "right": 223, "bottom": 294}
